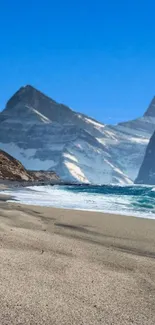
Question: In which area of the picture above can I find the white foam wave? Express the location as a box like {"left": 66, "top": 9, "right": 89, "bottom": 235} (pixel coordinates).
{"left": 1, "top": 185, "right": 155, "bottom": 219}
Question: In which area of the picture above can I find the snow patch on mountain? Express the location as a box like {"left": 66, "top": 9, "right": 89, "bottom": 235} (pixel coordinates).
{"left": 0, "top": 143, "right": 55, "bottom": 170}
{"left": 0, "top": 85, "right": 155, "bottom": 184}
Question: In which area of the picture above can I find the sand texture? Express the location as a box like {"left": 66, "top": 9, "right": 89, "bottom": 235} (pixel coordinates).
{"left": 0, "top": 201, "right": 155, "bottom": 324}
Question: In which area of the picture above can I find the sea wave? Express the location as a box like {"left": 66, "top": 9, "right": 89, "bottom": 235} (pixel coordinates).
{"left": 1, "top": 184, "right": 155, "bottom": 219}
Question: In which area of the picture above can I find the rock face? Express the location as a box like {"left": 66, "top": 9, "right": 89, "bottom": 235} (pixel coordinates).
{"left": 0, "top": 149, "right": 60, "bottom": 182}
{"left": 0, "top": 85, "right": 155, "bottom": 184}
{"left": 29, "top": 170, "right": 60, "bottom": 182}
{"left": 0, "top": 149, "right": 34, "bottom": 181}
{"left": 144, "top": 96, "right": 155, "bottom": 117}
{"left": 135, "top": 131, "right": 155, "bottom": 184}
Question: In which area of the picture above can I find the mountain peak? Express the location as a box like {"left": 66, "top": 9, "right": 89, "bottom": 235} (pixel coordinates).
{"left": 3, "top": 85, "right": 74, "bottom": 123}
{"left": 23, "top": 84, "right": 35, "bottom": 89}
{"left": 144, "top": 96, "right": 155, "bottom": 117}
{"left": 5, "top": 85, "right": 57, "bottom": 111}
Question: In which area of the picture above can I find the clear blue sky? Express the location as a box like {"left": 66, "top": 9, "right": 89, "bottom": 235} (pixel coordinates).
{"left": 0, "top": 0, "right": 155, "bottom": 124}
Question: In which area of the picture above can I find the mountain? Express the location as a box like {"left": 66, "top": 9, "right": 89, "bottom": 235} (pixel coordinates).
{"left": 144, "top": 96, "right": 155, "bottom": 117}
{"left": 135, "top": 130, "right": 155, "bottom": 184}
{"left": 0, "top": 149, "right": 34, "bottom": 181}
{"left": 0, "top": 85, "right": 155, "bottom": 184}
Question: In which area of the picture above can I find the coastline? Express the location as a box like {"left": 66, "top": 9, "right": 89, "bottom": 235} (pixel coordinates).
{"left": 2, "top": 180, "right": 155, "bottom": 222}
{"left": 1, "top": 189, "right": 155, "bottom": 220}
{"left": 0, "top": 198, "right": 155, "bottom": 324}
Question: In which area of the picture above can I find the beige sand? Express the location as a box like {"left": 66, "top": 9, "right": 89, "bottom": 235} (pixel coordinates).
{"left": 0, "top": 200, "right": 155, "bottom": 324}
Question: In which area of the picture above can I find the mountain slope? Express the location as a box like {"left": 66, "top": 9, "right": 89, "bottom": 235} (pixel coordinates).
{"left": 144, "top": 96, "right": 155, "bottom": 117}
{"left": 135, "top": 130, "right": 155, "bottom": 184}
{"left": 0, "top": 85, "right": 155, "bottom": 184}
{"left": 0, "top": 149, "right": 34, "bottom": 181}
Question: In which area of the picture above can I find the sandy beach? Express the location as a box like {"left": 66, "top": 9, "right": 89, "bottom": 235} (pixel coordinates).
{"left": 0, "top": 197, "right": 155, "bottom": 324}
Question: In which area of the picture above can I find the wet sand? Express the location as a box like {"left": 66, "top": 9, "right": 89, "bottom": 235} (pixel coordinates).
{"left": 0, "top": 199, "right": 155, "bottom": 324}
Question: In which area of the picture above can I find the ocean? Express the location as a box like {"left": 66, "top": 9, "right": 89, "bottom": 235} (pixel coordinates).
{"left": 1, "top": 184, "right": 155, "bottom": 219}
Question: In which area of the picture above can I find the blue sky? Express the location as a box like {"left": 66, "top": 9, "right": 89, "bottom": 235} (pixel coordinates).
{"left": 0, "top": 0, "right": 155, "bottom": 124}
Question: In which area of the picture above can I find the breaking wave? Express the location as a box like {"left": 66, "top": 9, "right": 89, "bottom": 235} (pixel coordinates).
{"left": 1, "top": 184, "right": 155, "bottom": 219}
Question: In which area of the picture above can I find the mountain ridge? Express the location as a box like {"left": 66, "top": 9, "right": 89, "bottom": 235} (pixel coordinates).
{"left": 5, "top": 84, "right": 155, "bottom": 121}
{"left": 0, "top": 85, "right": 155, "bottom": 184}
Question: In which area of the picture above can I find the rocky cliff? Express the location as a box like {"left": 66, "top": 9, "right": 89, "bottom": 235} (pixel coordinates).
{"left": 135, "top": 131, "right": 155, "bottom": 184}
{"left": 0, "top": 149, "right": 34, "bottom": 181}
{"left": 144, "top": 96, "right": 155, "bottom": 117}
{"left": 0, "top": 149, "right": 60, "bottom": 183}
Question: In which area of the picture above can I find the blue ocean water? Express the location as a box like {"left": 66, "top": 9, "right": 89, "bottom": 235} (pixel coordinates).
{"left": 1, "top": 184, "right": 155, "bottom": 219}
{"left": 65, "top": 184, "right": 155, "bottom": 211}
{"left": 66, "top": 185, "right": 155, "bottom": 206}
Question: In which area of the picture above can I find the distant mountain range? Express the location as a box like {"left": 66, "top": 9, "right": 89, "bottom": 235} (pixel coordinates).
{"left": 0, "top": 85, "right": 155, "bottom": 184}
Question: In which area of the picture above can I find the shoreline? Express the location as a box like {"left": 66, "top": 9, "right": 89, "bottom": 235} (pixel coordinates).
{"left": 1, "top": 182, "right": 155, "bottom": 221}
{"left": 0, "top": 190, "right": 155, "bottom": 221}
{"left": 9, "top": 200, "right": 155, "bottom": 221}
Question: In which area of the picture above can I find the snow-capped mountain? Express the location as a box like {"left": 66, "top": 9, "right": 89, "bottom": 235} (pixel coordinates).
{"left": 0, "top": 85, "right": 155, "bottom": 184}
